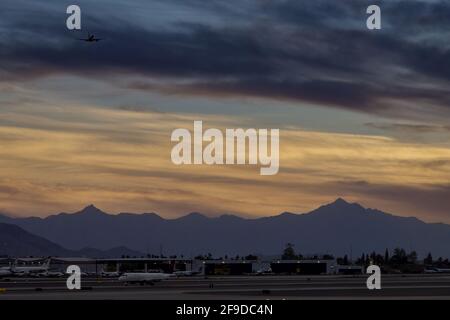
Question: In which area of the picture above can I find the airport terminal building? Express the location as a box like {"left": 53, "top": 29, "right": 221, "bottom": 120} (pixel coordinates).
{"left": 51, "top": 257, "right": 193, "bottom": 274}
{"left": 196, "top": 259, "right": 341, "bottom": 275}
{"left": 46, "top": 257, "right": 342, "bottom": 276}
{"left": 270, "top": 259, "right": 338, "bottom": 275}
{"left": 3, "top": 256, "right": 361, "bottom": 276}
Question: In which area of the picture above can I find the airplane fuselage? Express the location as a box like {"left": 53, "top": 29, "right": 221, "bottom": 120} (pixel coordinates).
{"left": 118, "top": 272, "right": 173, "bottom": 284}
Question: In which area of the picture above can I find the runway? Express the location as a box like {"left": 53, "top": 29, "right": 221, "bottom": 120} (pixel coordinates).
{"left": 1, "top": 274, "right": 450, "bottom": 300}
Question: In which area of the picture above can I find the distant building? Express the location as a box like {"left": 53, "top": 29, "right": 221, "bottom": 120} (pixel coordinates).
{"left": 0, "top": 258, "right": 12, "bottom": 268}
{"left": 52, "top": 257, "right": 193, "bottom": 274}
{"left": 200, "top": 260, "right": 253, "bottom": 275}
{"left": 96, "top": 258, "right": 193, "bottom": 274}
{"left": 270, "top": 259, "right": 337, "bottom": 275}
{"left": 6, "top": 256, "right": 351, "bottom": 276}
{"left": 336, "top": 265, "right": 364, "bottom": 275}
{"left": 51, "top": 257, "right": 97, "bottom": 273}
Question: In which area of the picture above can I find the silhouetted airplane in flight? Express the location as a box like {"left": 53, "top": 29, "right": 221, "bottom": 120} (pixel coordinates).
{"left": 78, "top": 33, "right": 103, "bottom": 42}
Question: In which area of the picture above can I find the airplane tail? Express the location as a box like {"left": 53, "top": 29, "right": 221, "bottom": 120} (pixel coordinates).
{"left": 44, "top": 257, "right": 52, "bottom": 269}
{"left": 10, "top": 259, "right": 18, "bottom": 272}
{"left": 172, "top": 261, "right": 177, "bottom": 273}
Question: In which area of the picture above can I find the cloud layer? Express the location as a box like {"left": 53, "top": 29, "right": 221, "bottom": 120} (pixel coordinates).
{"left": 0, "top": 104, "right": 449, "bottom": 222}
{"left": 0, "top": 0, "right": 449, "bottom": 222}
{"left": 1, "top": 0, "right": 450, "bottom": 121}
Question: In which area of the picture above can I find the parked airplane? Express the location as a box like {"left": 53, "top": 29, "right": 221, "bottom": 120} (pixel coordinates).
{"left": 101, "top": 270, "right": 121, "bottom": 278}
{"left": 425, "top": 267, "right": 450, "bottom": 274}
{"left": 173, "top": 270, "right": 200, "bottom": 277}
{"left": 39, "top": 271, "right": 65, "bottom": 278}
{"left": 0, "top": 268, "right": 12, "bottom": 278}
{"left": 10, "top": 258, "right": 52, "bottom": 276}
{"left": 173, "top": 270, "right": 198, "bottom": 277}
{"left": 255, "top": 268, "right": 273, "bottom": 275}
{"left": 118, "top": 272, "right": 174, "bottom": 285}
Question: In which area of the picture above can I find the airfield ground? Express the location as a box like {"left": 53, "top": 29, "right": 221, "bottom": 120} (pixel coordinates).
{"left": 0, "top": 274, "right": 449, "bottom": 300}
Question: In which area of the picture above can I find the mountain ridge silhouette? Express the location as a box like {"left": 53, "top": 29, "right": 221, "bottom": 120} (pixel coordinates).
{"left": 0, "top": 198, "right": 448, "bottom": 258}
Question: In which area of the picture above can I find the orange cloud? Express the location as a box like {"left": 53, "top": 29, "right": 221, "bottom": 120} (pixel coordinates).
{"left": 0, "top": 106, "right": 449, "bottom": 222}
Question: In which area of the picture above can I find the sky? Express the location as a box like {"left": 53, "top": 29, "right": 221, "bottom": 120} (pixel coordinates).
{"left": 0, "top": 0, "right": 449, "bottom": 222}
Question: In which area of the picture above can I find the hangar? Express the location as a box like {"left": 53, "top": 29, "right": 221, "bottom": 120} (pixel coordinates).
{"left": 51, "top": 257, "right": 194, "bottom": 274}
{"left": 336, "top": 265, "right": 364, "bottom": 275}
{"left": 96, "top": 258, "right": 193, "bottom": 274}
{"left": 270, "top": 259, "right": 337, "bottom": 275}
{"left": 202, "top": 260, "right": 253, "bottom": 275}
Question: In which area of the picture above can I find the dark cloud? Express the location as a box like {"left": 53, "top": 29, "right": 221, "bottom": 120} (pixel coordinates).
{"left": 2, "top": 0, "right": 450, "bottom": 119}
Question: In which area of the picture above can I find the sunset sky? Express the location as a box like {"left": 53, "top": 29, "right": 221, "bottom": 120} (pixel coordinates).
{"left": 0, "top": 0, "right": 449, "bottom": 222}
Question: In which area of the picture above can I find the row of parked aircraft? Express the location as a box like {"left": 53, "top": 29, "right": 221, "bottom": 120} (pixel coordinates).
{"left": 0, "top": 259, "right": 54, "bottom": 277}
{"left": 0, "top": 258, "right": 200, "bottom": 285}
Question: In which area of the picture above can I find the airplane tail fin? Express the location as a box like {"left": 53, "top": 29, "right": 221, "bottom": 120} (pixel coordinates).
{"left": 44, "top": 257, "right": 52, "bottom": 269}
{"left": 11, "top": 259, "right": 18, "bottom": 272}
{"left": 172, "top": 261, "right": 177, "bottom": 273}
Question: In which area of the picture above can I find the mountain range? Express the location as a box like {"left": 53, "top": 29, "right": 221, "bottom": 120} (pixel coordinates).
{"left": 0, "top": 222, "right": 144, "bottom": 258}
{"left": 1, "top": 198, "right": 450, "bottom": 258}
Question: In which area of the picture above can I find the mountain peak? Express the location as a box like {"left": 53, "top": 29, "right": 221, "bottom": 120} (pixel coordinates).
{"left": 276, "top": 212, "right": 297, "bottom": 218}
{"left": 333, "top": 197, "right": 350, "bottom": 205}
{"left": 306, "top": 198, "right": 366, "bottom": 218}
{"left": 327, "top": 198, "right": 364, "bottom": 210}
{"left": 78, "top": 204, "right": 106, "bottom": 215}
{"left": 218, "top": 214, "right": 243, "bottom": 221}
{"left": 177, "top": 212, "right": 207, "bottom": 220}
